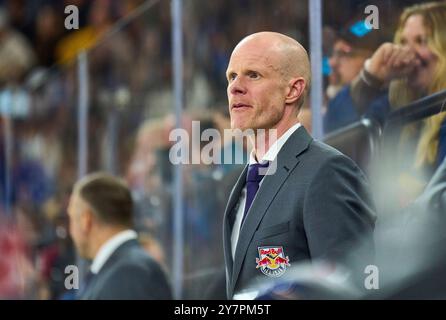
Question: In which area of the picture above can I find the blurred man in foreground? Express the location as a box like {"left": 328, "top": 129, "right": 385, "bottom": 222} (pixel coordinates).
{"left": 67, "top": 172, "right": 172, "bottom": 300}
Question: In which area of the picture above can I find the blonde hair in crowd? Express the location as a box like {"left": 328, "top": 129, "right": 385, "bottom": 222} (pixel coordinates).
{"left": 389, "top": 2, "right": 446, "bottom": 168}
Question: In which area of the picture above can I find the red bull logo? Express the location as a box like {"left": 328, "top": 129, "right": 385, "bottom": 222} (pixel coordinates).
{"left": 256, "top": 246, "right": 290, "bottom": 277}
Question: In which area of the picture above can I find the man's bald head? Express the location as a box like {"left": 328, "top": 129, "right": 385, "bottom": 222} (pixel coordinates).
{"left": 232, "top": 32, "right": 311, "bottom": 107}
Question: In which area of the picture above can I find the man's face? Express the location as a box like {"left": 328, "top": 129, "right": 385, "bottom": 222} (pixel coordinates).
{"left": 329, "top": 39, "right": 368, "bottom": 86}
{"left": 67, "top": 191, "right": 89, "bottom": 259}
{"left": 226, "top": 40, "right": 290, "bottom": 131}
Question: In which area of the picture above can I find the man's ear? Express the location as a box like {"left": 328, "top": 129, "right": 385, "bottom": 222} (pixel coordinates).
{"left": 80, "top": 207, "right": 93, "bottom": 235}
{"left": 285, "top": 77, "right": 305, "bottom": 105}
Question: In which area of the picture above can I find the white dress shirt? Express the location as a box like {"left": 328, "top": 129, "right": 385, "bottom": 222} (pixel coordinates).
{"left": 90, "top": 229, "right": 138, "bottom": 274}
{"left": 230, "top": 122, "right": 302, "bottom": 258}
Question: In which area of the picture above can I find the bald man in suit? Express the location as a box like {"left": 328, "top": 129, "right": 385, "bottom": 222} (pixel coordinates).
{"left": 223, "top": 32, "right": 376, "bottom": 298}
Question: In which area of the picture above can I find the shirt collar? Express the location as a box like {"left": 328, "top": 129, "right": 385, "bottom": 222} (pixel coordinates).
{"left": 249, "top": 122, "right": 301, "bottom": 164}
{"left": 90, "top": 229, "right": 138, "bottom": 274}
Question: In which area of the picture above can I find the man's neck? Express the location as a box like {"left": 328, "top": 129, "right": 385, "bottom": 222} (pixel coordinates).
{"left": 251, "top": 119, "right": 300, "bottom": 161}
{"left": 89, "top": 227, "right": 127, "bottom": 260}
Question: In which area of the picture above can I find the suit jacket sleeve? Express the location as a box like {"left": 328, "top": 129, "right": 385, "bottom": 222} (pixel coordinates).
{"left": 303, "top": 154, "right": 376, "bottom": 264}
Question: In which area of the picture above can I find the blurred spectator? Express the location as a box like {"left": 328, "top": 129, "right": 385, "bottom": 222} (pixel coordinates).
{"left": 387, "top": 2, "right": 446, "bottom": 171}
{"left": 32, "top": 5, "right": 63, "bottom": 68}
{"left": 0, "top": 8, "right": 36, "bottom": 86}
{"left": 13, "top": 142, "right": 54, "bottom": 207}
{"left": 39, "top": 196, "right": 76, "bottom": 300}
{"left": 126, "top": 116, "right": 173, "bottom": 259}
{"left": 0, "top": 217, "right": 35, "bottom": 299}
{"left": 55, "top": 0, "right": 115, "bottom": 65}
{"left": 138, "top": 230, "right": 166, "bottom": 268}
{"left": 14, "top": 204, "right": 49, "bottom": 299}
{"left": 351, "top": 2, "right": 446, "bottom": 206}
{"left": 3, "top": 0, "right": 34, "bottom": 39}
{"left": 323, "top": 17, "right": 387, "bottom": 133}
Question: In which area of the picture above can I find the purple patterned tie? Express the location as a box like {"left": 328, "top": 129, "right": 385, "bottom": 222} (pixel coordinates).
{"left": 242, "top": 162, "right": 270, "bottom": 224}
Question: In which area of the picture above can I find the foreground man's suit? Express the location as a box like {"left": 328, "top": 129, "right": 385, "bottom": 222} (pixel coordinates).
{"left": 223, "top": 126, "right": 376, "bottom": 298}
{"left": 79, "top": 239, "right": 172, "bottom": 300}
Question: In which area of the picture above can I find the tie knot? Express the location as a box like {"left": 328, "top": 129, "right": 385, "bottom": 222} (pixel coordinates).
{"left": 247, "top": 162, "right": 269, "bottom": 183}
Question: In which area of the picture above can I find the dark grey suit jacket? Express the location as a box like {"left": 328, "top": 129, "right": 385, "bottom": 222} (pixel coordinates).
{"left": 79, "top": 239, "right": 172, "bottom": 300}
{"left": 223, "top": 126, "right": 376, "bottom": 298}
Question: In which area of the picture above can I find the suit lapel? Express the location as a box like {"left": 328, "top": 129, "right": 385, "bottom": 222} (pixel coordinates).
{"left": 223, "top": 164, "right": 249, "bottom": 282}
{"left": 231, "top": 126, "right": 313, "bottom": 292}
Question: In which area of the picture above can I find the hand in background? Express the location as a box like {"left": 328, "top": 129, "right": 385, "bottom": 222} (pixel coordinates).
{"left": 366, "top": 43, "right": 420, "bottom": 83}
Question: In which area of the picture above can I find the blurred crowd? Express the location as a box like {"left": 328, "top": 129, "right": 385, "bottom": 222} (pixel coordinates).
{"left": 0, "top": 0, "right": 445, "bottom": 299}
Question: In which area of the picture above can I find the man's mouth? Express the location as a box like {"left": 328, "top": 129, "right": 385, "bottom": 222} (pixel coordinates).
{"left": 231, "top": 103, "right": 253, "bottom": 110}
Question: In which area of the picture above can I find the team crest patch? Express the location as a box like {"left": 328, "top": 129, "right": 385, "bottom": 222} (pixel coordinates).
{"left": 256, "top": 246, "right": 290, "bottom": 277}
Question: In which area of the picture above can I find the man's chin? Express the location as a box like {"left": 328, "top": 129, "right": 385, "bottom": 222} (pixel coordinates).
{"left": 231, "top": 121, "right": 248, "bottom": 131}
{"left": 231, "top": 117, "right": 257, "bottom": 129}
{"left": 231, "top": 125, "right": 257, "bottom": 134}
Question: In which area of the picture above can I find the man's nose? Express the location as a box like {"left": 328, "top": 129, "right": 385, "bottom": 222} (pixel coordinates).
{"left": 228, "top": 78, "right": 247, "bottom": 95}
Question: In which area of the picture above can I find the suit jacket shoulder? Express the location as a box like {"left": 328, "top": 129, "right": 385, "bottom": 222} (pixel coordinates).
{"left": 82, "top": 239, "right": 172, "bottom": 300}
